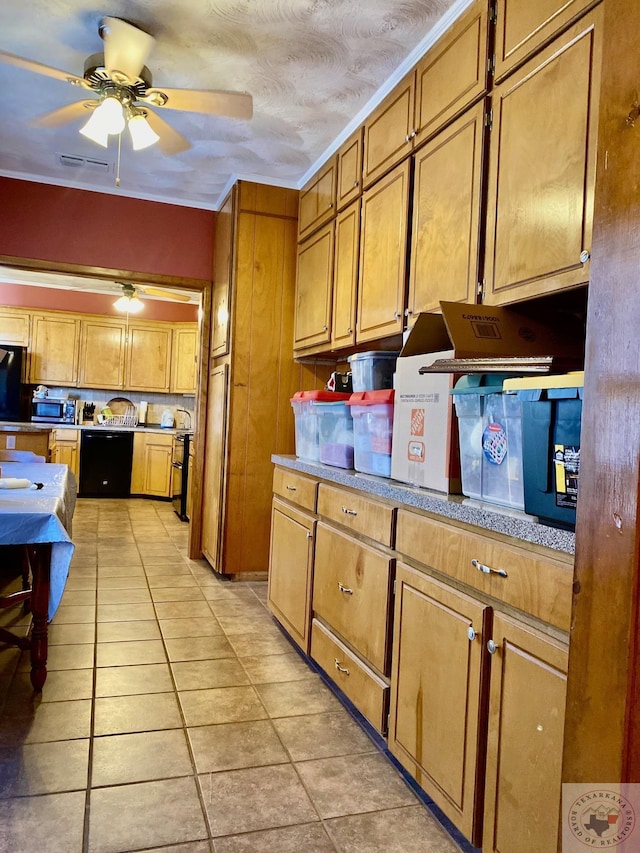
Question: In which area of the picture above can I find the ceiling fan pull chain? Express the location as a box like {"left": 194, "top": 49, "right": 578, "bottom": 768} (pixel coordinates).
{"left": 115, "top": 131, "right": 121, "bottom": 188}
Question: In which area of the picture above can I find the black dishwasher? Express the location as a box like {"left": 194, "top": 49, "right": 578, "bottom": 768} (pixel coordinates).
{"left": 79, "top": 430, "right": 134, "bottom": 498}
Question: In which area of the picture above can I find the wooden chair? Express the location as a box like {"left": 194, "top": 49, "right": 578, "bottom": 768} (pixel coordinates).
{"left": 0, "top": 449, "right": 46, "bottom": 462}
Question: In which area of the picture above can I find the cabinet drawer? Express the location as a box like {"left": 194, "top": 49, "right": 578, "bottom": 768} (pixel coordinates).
{"left": 311, "top": 618, "right": 389, "bottom": 734}
{"left": 396, "top": 509, "right": 573, "bottom": 631}
{"left": 273, "top": 467, "right": 318, "bottom": 511}
{"left": 317, "top": 483, "right": 396, "bottom": 547}
{"left": 314, "top": 523, "right": 394, "bottom": 674}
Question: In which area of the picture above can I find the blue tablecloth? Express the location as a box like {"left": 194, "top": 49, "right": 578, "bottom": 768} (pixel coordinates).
{"left": 0, "top": 462, "right": 76, "bottom": 620}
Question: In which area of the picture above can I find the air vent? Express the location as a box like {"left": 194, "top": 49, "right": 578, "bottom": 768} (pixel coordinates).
{"left": 58, "top": 153, "right": 111, "bottom": 172}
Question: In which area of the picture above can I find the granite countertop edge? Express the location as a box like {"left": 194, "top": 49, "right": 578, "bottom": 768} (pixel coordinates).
{"left": 272, "top": 454, "right": 575, "bottom": 556}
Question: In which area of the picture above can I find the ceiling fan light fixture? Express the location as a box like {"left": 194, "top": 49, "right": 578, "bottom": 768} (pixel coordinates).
{"left": 79, "top": 109, "right": 110, "bottom": 147}
{"left": 128, "top": 113, "right": 159, "bottom": 150}
{"left": 114, "top": 285, "right": 144, "bottom": 313}
{"left": 79, "top": 95, "right": 125, "bottom": 146}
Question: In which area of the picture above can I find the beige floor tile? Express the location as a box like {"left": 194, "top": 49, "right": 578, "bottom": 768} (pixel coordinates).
{"left": 172, "top": 658, "right": 249, "bottom": 691}
{"left": 227, "top": 632, "right": 294, "bottom": 658}
{"left": 48, "top": 622, "right": 96, "bottom": 645}
{"left": 256, "top": 677, "right": 341, "bottom": 718}
{"left": 143, "top": 844, "right": 212, "bottom": 853}
{"left": 216, "top": 613, "right": 278, "bottom": 636}
{"left": 60, "top": 589, "right": 96, "bottom": 606}
{"left": 325, "top": 805, "right": 461, "bottom": 852}
{"left": 207, "top": 599, "right": 266, "bottom": 618}
{"left": 63, "top": 576, "right": 97, "bottom": 590}
{"left": 88, "top": 777, "right": 207, "bottom": 853}
{"left": 97, "top": 565, "right": 145, "bottom": 577}
{"left": 295, "top": 753, "right": 418, "bottom": 819}
{"left": 96, "top": 602, "right": 156, "bottom": 622}
{"left": 94, "top": 692, "right": 182, "bottom": 735}
{"left": 159, "top": 617, "right": 223, "bottom": 639}
{"left": 188, "top": 719, "right": 288, "bottom": 773}
{"left": 155, "top": 601, "right": 214, "bottom": 620}
{"left": 200, "top": 585, "right": 261, "bottom": 602}
{"left": 213, "top": 822, "right": 336, "bottom": 852}
{"left": 147, "top": 574, "right": 199, "bottom": 588}
{"left": 179, "top": 685, "right": 267, "bottom": 727}
{"left": 151, "top": 586, "right": 206, "bottom": 603}
{"left": 97, "top": 619, "right": 162, "bottom": 642}
{"left": 240, "top": 652, "right": 316, "bottom": 685}
{"left": 23, "top": 643, "right": 94, "bottom": 672}
{"left": 0, "top": 739, "right": 90, "bottom": 797}
{"left": 0, "top": 699, "right": 92, "bottom": 745}
{"left": 165, "top": 635, "right": 236, "bottom": 662}
{"left": 95, "top": 663, "right": 174, "bottom": 698}
{"left": 97, "top": 587, "right": 153, "bottom": 604}
{"left": 6, "top": 669, "right": 93, "bottom": 704}
{"left": 200, "top": 764, "right": 318, "bottom": 837}
{"left": 96, "top": 574, "right": 149, "bottom": 589}
{"left": 273, "top": 711, "right": 376, "bottom": 761}
{"left": 96, "top": 639, "right": 167, "bottom": 667}
{"left": 50, "top": 603, "right": 96, "bottom": 624}
{"left": 92, "top": 729, "right": 193, "bottom": 786}
{"left": 0, "top": 790, "right": 86, "bottom": 853}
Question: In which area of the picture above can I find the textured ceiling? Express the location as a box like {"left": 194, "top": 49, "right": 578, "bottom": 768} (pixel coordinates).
{"left": 0, "top": 0, "right": 468, "bottom": 211}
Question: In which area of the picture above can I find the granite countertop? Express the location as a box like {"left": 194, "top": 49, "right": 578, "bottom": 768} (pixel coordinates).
{"left": 0, "top": 421, "right": 190, "bottom": 436}
{"left": 272, "top": 454, "right": 576, "bottom": 556}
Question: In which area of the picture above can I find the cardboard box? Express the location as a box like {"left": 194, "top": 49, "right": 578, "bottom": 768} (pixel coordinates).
{"left": 390, "top": 302, "right": 583, "bottom": 493}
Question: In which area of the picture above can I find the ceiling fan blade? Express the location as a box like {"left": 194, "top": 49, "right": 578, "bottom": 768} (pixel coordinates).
{"left": 141, "top": 286, "right": 192, "bottom": 302}
{"left": 143, "top": 87, "right": 253, "bottom": 120}
{"left": 142, "top": 109, "right": 191, "bottom": 155}
{"left": 30, "top": 100, "right": 97, "bottom": 128}
{"left": 100, "top": 16, "right": 155, "bottom": 83}
{"left": 0, "top": 50, "right": 88, "bottom": 87}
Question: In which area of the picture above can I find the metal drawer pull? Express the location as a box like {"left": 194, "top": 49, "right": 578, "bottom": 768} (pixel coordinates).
{"left": 467, "top": 627, "right": 477, "bottom": 642}
{"left": 286, "top": 485, "right": 297, "bottom": 491}
{"left": 487, "top": 639, "right": 498, "bottom": 655}
{"left": 334, "top": 659, "right": 350, "bottom": 675}
{"left": 341, "top": 506, "right": 357, "bottom": 516}
{"left": 306, "top": 532, "right": 313, "bottom": 540}
{"left": 472, "top": 559, "right": 507, "bottom": 578}
{"left": 338, "top": 582, "right": 353, "bottom": 595}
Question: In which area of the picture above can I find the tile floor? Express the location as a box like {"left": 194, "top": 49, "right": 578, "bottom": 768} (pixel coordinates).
{"left": 0, "top": 498, "right": 463, "bottom": 853}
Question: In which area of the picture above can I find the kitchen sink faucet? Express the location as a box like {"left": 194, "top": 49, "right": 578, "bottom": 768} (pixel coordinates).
{"left": 176, "top": 408, "right": 192, "bottom": 430}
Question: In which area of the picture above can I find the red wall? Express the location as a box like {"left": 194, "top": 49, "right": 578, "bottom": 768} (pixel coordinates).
{"left": 0, "top": 177, "right": 215, "bottom": 282}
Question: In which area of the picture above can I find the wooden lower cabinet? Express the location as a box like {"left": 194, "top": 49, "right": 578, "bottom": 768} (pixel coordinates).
{"left": 49, "top": 429, "right": 79, "bottom": 482}
{"left": 483, "top": 613, "right": 568, "bottom": 853}
{"left": 0, "top": 430, "right": 50, "bottom": 458}
{"left": 267, "top": 499, "right": 316, "bottom": 653}
{"left": 388, "top": 563, "right": 487, "bottom": 845}
{"left": 131, "top": 432, "right": 173, "bottom": 497}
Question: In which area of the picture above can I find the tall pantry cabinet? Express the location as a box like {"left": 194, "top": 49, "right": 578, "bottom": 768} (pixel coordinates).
{"left": 200, "top": 182, "right": 299, "bottom": 576}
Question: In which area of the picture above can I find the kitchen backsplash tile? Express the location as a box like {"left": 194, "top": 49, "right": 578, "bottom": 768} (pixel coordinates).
{"left": 44, "top": 387, "right": 195, "bottom": 429}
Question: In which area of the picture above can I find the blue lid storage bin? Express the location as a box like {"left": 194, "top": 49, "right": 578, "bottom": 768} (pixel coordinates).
{"left": 452, "top": 374, "right": 525, "bottom": 510}
{"left": 503, "top": 373, "right": 584, "bottom": 530}
{"left": 347, "top": 390, "right": 395, "bottom": 478}
{"left": 347, "top": 351, "right": 399, "bottom": 392}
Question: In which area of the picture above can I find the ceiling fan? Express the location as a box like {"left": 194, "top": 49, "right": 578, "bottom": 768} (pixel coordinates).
{"left": 0, "top": 16, "right": 253, "bottom": 156}
{"left": 113, "top": 282, "right": 195, "bottom": 313}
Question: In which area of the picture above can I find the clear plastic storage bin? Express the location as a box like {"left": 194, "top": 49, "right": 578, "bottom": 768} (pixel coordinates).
{"left": 452, "top": 375, "right": 524, "bottom": 510}
{"left": 316, "top": 400, "right": 354, "bottom": 469}
{"left": 348, "top": 390, "right": 395, "bottom": 477}
{"left": 290, "top": 391, "right": 350, "bottom": 462}
{"left": 347, "top": 351, "right": 399, "bottom": 392}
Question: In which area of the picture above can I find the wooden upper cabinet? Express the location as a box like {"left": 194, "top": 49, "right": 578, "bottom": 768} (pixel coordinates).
{"left": 363, "top": 73, "right": 415, "bottom": 189}
{"left": 357, "top": 160, "right": 410, "bottom": 344}
{"left": 414, "top": 0, "right": 489, "bottom": 145}
{"left": 484, "top": 7, "right": 602, "bottom": 305}
{"left": 201, "top": 364, "right": 229, "bottom": 573}
{"left": 29, "top": 313, "right": 80, "bottom": 386}
{"left": 78, "top": 316, "right": 126, "bottom": 389}
{"left": 408, "top": 100, "right": 486, "bottom": 318}
{"left": 212, "top": 190, "right": 234, "bottom": 359}
{"left": 125, "top": 322, "right": 172, "bottom": 392}
{"left": 298, "top": 156, "right": 337, "bottom": 241}
{"left": 171, "top": 324, "right": 198, "bottom": 394}
{"left": 0, "top": 308, "right": 30, "bottom": 346}
{"left": 331, "top": 200, "right": 360, "bottom": 350}
{"left": 294, "top": 221, "right": 334, "bottom": 352}
{"left": 494, "top": 0, "right": 598, "bottom": 82}
{"left": 336, "top": 128, "right": 363, "bottom": 211}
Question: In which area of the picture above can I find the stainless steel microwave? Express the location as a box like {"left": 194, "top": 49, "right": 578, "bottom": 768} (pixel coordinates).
{"left": 31, "top": 398, "right": 76, "bottom": 424}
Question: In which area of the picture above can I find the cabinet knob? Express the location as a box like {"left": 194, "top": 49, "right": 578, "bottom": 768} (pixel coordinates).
{"left": 394, "top": 311, "right": 400, "bottom": 320}
{"left": 472, "top": 558, "right": 508, "bottom": 578}
{"left": 334, "top": 659, "right": 350, "bottom": 675}
{"left": 328, "top": 202, "right": 333, "bottom": 209}
{"left": 306, "top": 531, "right": 313, "bottom": 540}
{"left": 323, "top": 326, "right": 328, "bottom": 332}
{"left": 347, "top": 328, "right": 353, "bottom": 335}
{"left": 467, "top": 627, "right": 477, "bottom": 642}
{"left": 411, "top": 129, "right": 417, "bottom": 139}
{"left": 341, "top": 506, "right": 357, "bottom": 516}
{"left": 338, "top": 581, "right": 353, "bottom": 595}
{"left": 353, "top": 180, "right": 359, "bottom": 188}
{"left": 580, "top": 249, "right": 590, "bottom": 263}
{"left": 487, "top": 639, "right": 498, "bottom": 655}
{"left": 405, "top": 308, "right": 413, "bottom": 317}
{"left": 404, "top": 134, "right": 411, "bottom": 143}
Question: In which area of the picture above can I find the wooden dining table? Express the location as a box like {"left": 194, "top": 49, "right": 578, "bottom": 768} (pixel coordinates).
{"left": 0, "top": 462, "right": 76, "bottom": 690}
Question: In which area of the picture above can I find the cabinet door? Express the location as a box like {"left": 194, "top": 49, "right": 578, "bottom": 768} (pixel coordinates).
{"left": 172, "top": 325, "right": 198, "bottom": 393}
{"left": 125, "top": 324, "right": 172, "bottom": 391}
{"left": 388, "top": 563, "right": 487, "bottom": 845}
{"left": 267, "top": 498, "right": 316, "bottom": 652}
{"left": 484, "top": 9, "right": 602, "bottom": 305}
{"left": 357, "top": 160, "right": 410, "bottom": 343}
{"left": 483, "top": 613, "right": 568, "bottom": 853}
{"left": 298, "top": 157, "right": 337, "bottom": 241}
{"left": 336, "top": 128, "right": 363, "bottom": 211}
{"left": 294, "top": 221, "right": 334, "bottom": 352}
{"left": 408, "top": 101, "right": 486, "bottom": 317}
{"left": 331, "top": 200, "right": 360, "bottom": 350}
{"left": 51, "top": 429, "right": 79, "bottom": 482}
{"left": 201, "top": 364, "right": 229, "bottom": 573}
{"left": 30, "top": 314, "right": 80, "bottom": 386}
{"left": 0, "top": 309, "right": 30, "bottom": 345}
{"left": 78, "top": 317, "right": 126, "bottom": 389}
{"left": 414, "top": 0, "right": 489, "bottom": 144}
{"left": 363, "top": 73, "right": 415, "bottom": 188}
{"left": 144, "top": 440, "right": 173, "bottom": 496}
{"left": 494, "top": 0, "right": 597, "bottom": 81}
{"left": 212, "top": 190, "right": 234, "bottom": 358}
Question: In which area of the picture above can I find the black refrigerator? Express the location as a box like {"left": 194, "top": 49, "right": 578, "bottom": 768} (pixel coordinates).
{"left": 0, "top": 345, "right": 29, "bottom": 422}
